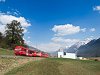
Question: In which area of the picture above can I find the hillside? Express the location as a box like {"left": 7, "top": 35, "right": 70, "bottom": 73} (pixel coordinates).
{"left": 4, "top": 58, "right": 100, "bottom": 75}
{"left": 0, "top": 48, "right": 14, "bottom": 55}
{"left": 77, "top": 38, "right": 100, "bottom": 57}
{"left": 0, "top": 57, "right": 43, "bottom": 75}
{"left": 65, "top": 39, "right": 91, "bottom": 53}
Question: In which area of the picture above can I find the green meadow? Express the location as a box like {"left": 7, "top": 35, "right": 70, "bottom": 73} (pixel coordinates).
{"left": 3, "top": 58, "right": 100, "bottom": 75}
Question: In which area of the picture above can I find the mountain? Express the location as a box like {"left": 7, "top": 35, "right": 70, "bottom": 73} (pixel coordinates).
{"left": 77, "top": 38, "right": 100, "bottom": 57}
{"left": 28, "top": 46, "right": 41, "bottom": 51}
{"left": 65, "top": 39, "right": 91, "bottom": 53}
{"left": 27, "top": 46, "right": 47, "bottom": 53}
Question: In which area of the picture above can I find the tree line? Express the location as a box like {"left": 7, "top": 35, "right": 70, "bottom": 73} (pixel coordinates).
{"left": 0, "top": 20, "right": 27, "bottom": 50}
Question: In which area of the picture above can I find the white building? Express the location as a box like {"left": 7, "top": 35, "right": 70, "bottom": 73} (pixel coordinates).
{"left": 58, "top": 51, "right": 77, "bottom": 59}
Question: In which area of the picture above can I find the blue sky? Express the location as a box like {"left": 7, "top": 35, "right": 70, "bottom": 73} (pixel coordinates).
{"left": 0, "top": 0, "right": 100, "bottom": 52}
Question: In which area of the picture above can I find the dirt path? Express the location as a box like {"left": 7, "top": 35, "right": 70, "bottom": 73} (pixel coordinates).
{"left": 0, "top": 55, "right": 44, "bottom": 75}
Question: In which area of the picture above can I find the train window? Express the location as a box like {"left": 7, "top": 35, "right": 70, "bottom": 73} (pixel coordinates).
{"left": 29, "top": 51, "right": 33, "bottom": 54}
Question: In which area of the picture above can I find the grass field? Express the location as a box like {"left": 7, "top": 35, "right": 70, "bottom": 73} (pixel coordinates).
{"left": 0, "top": 57, "right": 42, "bottom": 75}
{"left": 0, "top": 49, "right": 100, "bottom": 75}
{"left": 4, "top": 58, "right": 100, "bottom": 75}
{"left": 0, "top": 48, "right": 14, "bottom": 55}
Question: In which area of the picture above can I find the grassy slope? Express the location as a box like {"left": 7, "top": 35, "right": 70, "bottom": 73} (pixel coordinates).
{"left": 0, "top": 57, "right": 38, "bottom": 75}
{"left": 0, "top": 49, "right": 14, "bottom": 55}
{"left": 5, "top": 58, "right": 100, "bottom": 75}
{"left": 0, "top": 58, "right": 18, "bottom": 75}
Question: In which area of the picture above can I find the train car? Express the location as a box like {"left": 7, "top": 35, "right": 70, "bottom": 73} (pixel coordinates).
{"left": 14, "top": 46, "right": 49, "bottom": 57}
{"left": 14, "top": 46, "right": 27, "bottom": 56}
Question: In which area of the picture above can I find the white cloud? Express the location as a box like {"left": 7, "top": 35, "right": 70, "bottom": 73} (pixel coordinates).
{"left": 51, "top": 37, "right": 80, "bottom": 46}
{"left": 52, "top": 24, "right": 81, "bottom": 36}
{"left": 24, "top": 37, "right": 80, "bottom": 52}
{"left": 0, "top": 12, "right": 31, "bottom": 33}
{"left": 24, "top": 38, "right": 33, "bottom": 46}
{"left": 93, "top": 6, "right": 100, "bottom": 11}
{"left": 24, "top": 36, "right": 93, "bottom": 52}
{"left": 26, "top": 40, "right": 31, "bottom": 44}
{"left": 0, "top": 0, "right": 5, "bottom": 2}
{"left": 36, "top": 38, "right": 79, "bottom": 52}
{"left": 36, "top": 43, "right": 62, "bottom": 52}
{"left": 34, "top": 37, "right": 80, "bottom": 52}
{"left": 6, "top": 11, "right": 19, "bottom": 16}
{"left": 13, "top": 12, "right": 19, "bottom": 16}
{"left": 0, "top": 25, "right": 6, "bottom": 34}
{"left": 90, "top": 28, "right": 96, "bottom": 32}
{"left": 30, "top": 36, "right": 94, "bottom": 52}
{"left": 44, "top": 24, "right": 87, "bottom": 52}
{"left": 0, "top": 14, "right": 31, "bottom": 27}
{"left": 38, "top": 36, "right": 94, "bottom": 52}
{"left": 81, "top": 28, "right": 86, "bottom": 32}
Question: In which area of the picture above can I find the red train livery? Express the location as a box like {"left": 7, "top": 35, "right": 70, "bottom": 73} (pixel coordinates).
{"left": 14, "top": 46, "right": 48, "bottom": 57}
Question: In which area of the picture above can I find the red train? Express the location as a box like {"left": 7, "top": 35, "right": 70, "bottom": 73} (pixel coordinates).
{"left": 14, "top": 46, "right": 48, "bottom": 57}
